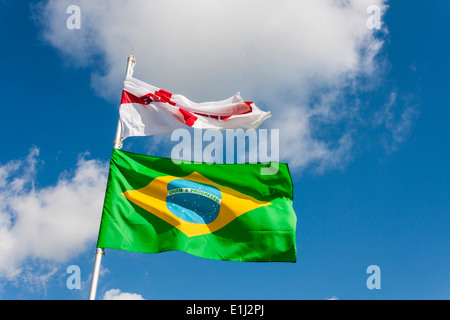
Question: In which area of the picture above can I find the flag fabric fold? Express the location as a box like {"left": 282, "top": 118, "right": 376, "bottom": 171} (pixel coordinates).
{"left": 97, "top": 149, "right": 297, "bottom": 262}
{"left": 119, "top": 76, "right": 271, "bottom": 139}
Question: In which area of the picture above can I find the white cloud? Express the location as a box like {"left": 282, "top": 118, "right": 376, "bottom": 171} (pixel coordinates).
{"left": 38, "top": 0, "right": 387, "bottom": 97}
{"left": 103, "top": 288, "right": 145, "bottom": 300}
{"left": 0, "top": 148, "right": 108, "bottom": 279}
{"left": 34, "top": 0, "right": 410, "bottom": 172}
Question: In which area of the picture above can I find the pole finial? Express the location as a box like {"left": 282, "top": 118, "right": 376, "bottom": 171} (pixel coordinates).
{"left": 128, "top": 49, "right": 135, "bottom": 63}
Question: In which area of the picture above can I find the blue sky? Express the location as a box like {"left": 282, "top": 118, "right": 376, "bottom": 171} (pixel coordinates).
{"left": 0, "top": 0, "right": 449, "bottom": 300}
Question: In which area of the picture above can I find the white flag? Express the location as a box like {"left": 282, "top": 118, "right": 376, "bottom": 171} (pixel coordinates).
{"left": 119, "top": 76, "right": 271, "bottom": 140}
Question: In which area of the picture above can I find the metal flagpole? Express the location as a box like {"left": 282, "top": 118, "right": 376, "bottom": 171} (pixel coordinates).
{"left": 88, "top": 248, "right": 104, "bottom": 300}
{"left": 88, "top": 52, "right": 136, "bottom": 300}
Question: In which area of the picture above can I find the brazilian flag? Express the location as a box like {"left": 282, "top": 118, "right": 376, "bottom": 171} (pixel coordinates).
{"left": 97, "top": 149, "right": 297, "bottom": 262}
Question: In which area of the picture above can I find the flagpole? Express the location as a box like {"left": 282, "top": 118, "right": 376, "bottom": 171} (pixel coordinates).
{"left": 88, "top": 52, "right": 136, "bottom": 300}
{"left": 88, "top": 248, "right": 104, "bottom": 300}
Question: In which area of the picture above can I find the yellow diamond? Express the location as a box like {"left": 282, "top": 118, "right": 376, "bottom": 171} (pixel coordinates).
{"left": 122, "top": 172, "right": 271, "bottom": 237}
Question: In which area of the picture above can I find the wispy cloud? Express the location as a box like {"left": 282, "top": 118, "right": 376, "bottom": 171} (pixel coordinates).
{"left": 373, "top": 91, "right": 420, "bottom": 151}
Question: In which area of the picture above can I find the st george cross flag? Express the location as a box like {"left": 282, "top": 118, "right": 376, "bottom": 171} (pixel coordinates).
{"left": 119, "top": 76, "right": 271, "bottom": 140}
{"left": 97, "top": 149, "right": 297, "bottom": 262}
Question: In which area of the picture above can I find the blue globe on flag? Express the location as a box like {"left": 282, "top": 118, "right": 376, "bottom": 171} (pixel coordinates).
{"left": 166, "top": 179, "right": 222, "bottom": 225}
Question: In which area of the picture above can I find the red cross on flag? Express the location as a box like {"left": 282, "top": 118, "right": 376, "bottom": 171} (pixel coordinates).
{"left": 118, "top": 76, "right": 271, "bottom": 140}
